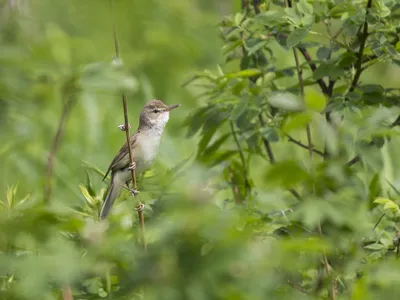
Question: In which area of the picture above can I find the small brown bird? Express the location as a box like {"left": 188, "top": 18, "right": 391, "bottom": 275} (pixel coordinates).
{"left": 100, "top": 100, "right": 180, "bottom": 219}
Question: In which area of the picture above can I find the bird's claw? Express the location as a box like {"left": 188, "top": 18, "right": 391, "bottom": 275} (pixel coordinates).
{"left": 128, "top": 162, "right": 136, "bottom": 171}
{"left": 129, "top": 188, "right": 140, "bottom": 196}
{"left": 118, "top": 124, "right": 131, "bottom": 131}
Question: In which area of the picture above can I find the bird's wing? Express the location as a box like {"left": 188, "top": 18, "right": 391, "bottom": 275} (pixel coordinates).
{"left": 102, "top": 130, "right": 140, "bottom": 181}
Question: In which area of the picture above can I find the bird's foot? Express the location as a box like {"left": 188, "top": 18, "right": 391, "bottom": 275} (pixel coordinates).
{"left": 129, "top": 188, "right": 140, "bottom": 196}
{"left": 128, "top": 162, "right": 136, "bottom": 171}
{"left": 118, "top": 124, "right": 131, "bottom": 131}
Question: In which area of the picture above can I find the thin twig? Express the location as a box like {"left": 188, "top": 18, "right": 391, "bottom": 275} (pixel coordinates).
{"left": 242, "top": 0, "right": 300, "bottom": 201}
{"left": 286, "top": 0, "right": 334, "bottom": 297}
{"left": 274, "top": 267, "right": 308, "bottom": 294}
{"left": 44, "top": 96, "right": 75, "bottom": 203}
{"left": 348, "top": 0, "right": 373, "bottom": 93}
{"left": 229, "top": 167, "right": 242, "bottom": 205}
{"left": 229, "top": 120, "right": 251, "bottom": 196}
{"left": 373, "top": 213, "right": 386, "bottom": 231}
{"left": 110, "top": 0, "right": 137, "bottom": 191}
{"left": 259, "top": 115, "right": 276, "bottom": 164}
{"left": 136, "top": 203, "right": 146, "bottom": 251}
{"left": 291, "top": 47, "right": 313, "bottom": 159}
{"left": 346, "top": 114, "right": 400, "bottom": 167}
{"left": 110, "top": 0, "right": 145, "bottom": 251}
{"left": 286, "top": 135, "right": 324, "bottom": 157}
{"left": 317, "top": 223, "right": 337, "bottom": 300}
{"left": 62, "top": 284, "right": 73, "bottom": 300}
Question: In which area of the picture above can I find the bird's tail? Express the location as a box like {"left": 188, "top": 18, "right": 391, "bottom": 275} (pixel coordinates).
{"left": 99, "top": 178, "right": 122, "bottom": 220}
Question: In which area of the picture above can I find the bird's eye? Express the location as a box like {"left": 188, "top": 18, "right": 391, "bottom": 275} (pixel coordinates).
{"left": 153, "top": 109, "right": 160, "bottom": 113}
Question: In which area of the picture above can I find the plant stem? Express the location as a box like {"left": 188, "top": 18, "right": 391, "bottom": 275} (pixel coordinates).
{"left": 286, "top": 135, "right": 324, "bottom": 157}
{"left": 110, "top": 0, "right": 145, "bottom": 251}
{"left": 44, "top": 94, "right": 75, "bottom": 204}
{"left": 110, "top": 0, "right": 137, "bottom": 191}
{"left": 259, "top": 115, "right": 275, "bottom": 164}
{"left": 230, "top": 120, "right": 251, "bottom": 197}
{"left": 349, "top": 0, "right": 373, "bottom": 93}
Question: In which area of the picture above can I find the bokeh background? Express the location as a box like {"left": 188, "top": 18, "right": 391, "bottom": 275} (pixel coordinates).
{"left": 0, "top": 0, "right": 223, "bottom": 202}
{"left": 1, "top": 0, "right": 400, "bottom": 299}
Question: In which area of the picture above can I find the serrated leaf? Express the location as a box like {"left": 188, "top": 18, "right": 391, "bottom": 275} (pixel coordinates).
{"left": 186, "top": 107, "right": 210, "bottom": 137}
{"left": 231, "top": 100, "right": 248, "bottom": 120}
{"left": 374, "top": 197, "right": 392, "bottom": 205}
{"left": 316, "top": 47, "right": 331, "bottom": 61}
{"left": 305, "top": 89, "right": 326, "bottom": 112}
{"left": 86, "top": 171, "right": 96, "bottom": 197}
{"left": 197, "top": 127, "right": 217, "bottom": 155}
{"left": 313, "top": 63, "right": 344, "bottom": 80}
{"left": 282, "top": 112, "right": 312, "bottom": 133}
{"left": 223, "top": 69, "right": 261, "bottom": 79}
{"left": 287, "top": 28, "right": 309, "bottom": 48}
{"left": 234, "top": 13, "right": 244, "bottom": 26}
{"left": 202, "top": 133, "right": 231, "bottom": 158}
{"left": 256, "top": 72, "right": 276, "bottom": 87}
{"left": 81, "top": 161, "right": 107, "bottom": 180}
{"left": 364, "top": 243, "right": 386, "bottom": 250}
{"left": 383, "top": 201, "right": 399, "bottom": 212}
{"left": 297, "top": 0, "right": 313, "bottom": 15}
{"left": 79, "top": 185, "right": 96, "bottom": 207}
{"left": 268, "top": 92, "right": 304, "bottom": 111}
{"left": 265, "top": 160, "right": 310, "bottom": 188}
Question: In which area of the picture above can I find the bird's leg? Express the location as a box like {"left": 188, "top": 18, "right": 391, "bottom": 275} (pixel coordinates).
{"left": 125, "top": 182, "right": 140, "bottom": 196}
{"left": 124, "top": 162, "right": 139, "bottom": 195}
{"left": 118, "top": 124, "right": 131, "bottom": 131}
{"left": 128, "top": 162, "right": 136, "bottom": 171}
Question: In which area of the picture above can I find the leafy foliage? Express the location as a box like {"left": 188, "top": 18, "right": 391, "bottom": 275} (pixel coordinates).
{"left": 1, "top": 0, "right": 400, "bottom": 299}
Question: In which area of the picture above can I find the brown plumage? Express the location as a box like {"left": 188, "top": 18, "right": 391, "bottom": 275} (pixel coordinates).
{"left": 99, "top": 99, "right": 179, "bottom": 219}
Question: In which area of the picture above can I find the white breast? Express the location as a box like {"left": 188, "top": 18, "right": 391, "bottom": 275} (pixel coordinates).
{"left": 135, "top": 130, "right": 162, "bottom": 173}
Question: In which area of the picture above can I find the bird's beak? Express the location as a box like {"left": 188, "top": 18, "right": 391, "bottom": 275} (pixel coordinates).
{"left": 166, "top": 104, "right": 180, "bottom": 111}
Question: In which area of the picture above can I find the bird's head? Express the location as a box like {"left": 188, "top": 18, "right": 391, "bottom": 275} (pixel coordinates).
{"left": 139, "top": 99, "right": 180, "bottom": 129}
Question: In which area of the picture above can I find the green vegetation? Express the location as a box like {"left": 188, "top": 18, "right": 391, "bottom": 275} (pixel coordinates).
{"left": 1, "top": 0, "right": 400, "bottom": 299}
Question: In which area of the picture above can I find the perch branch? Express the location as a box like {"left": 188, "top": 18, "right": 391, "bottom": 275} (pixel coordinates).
{"left": 110, "top": 0, "right": 137, "bottom": 192}
{"left": 110, "top": 0, "right": 145, "bottom": 251}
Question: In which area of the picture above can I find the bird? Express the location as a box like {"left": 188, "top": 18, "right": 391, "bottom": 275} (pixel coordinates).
{"left": 99, "top": 99, "right": 180, "bottom": 219}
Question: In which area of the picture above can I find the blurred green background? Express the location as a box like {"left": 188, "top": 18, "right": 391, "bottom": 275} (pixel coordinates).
{"left": 0, "top": 0, "right": 222, "bottom": 203}
{"left": 2, "top": 0, "right": 400, "bottom": 299}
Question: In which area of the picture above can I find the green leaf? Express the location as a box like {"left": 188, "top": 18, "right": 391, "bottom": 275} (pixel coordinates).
{"left": 231, "top": 99, "right": 248, "bottom": 120}
{"left": 202, "top": 133, "right": 231, "bottom": 158}
{"left": 186, "top": 107, "right": 210, "bottom": 137}
{"left": 45, "top": 24, "right": 70, "bottom": 67}
{"left": 374, "top": 197, "right": 392, "bottom": 205}
{"left": 234, "top": 13, "right": 244, "bottom": 26}
{"left": 261, "top": 127, "right": 279, "bottom": 143}
{"left": 203, "top": 108, "right": 230, "bottom": 132}
{"left": 246, "top": 40, "right": 268, "bottom": 56}
{"left": 316, "top": 47, "right": 331, "bottom": 61}
{"left": 286, "top": 28, "right": 309, "bottom": 48}
{"left": 305, "top": 89, "right": 326, "bottom": 112}
{"left": 79, "top": 185, "right": 96, "bottom": 207}
{"left": 197, "top": 127, "right": 218, "bottom": 156}
{"left": 256, "top": 72, "right": 276, "bottom": 88}
{"left": 222, "top": 69, "right": 261, "bottom": 80}
{"left": 267, "top": 92, "right": 304, "bottom": 111}
{"left": 383, "top": 201, "right": 399, "bottom": 212}
{"left": 313, "top": 63, "right": 344, "bottom": 80}
{"left": 265, "top": 160, "right": 310, "bottom": 188}
{"left": 297, "top": 0, "right": 313, "bottom": 15}
{"left": 364, "top": 243, "right": 386, "bottom": 250}
{"left": 282, "top": 112, "right": 312, "bottom": 133}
